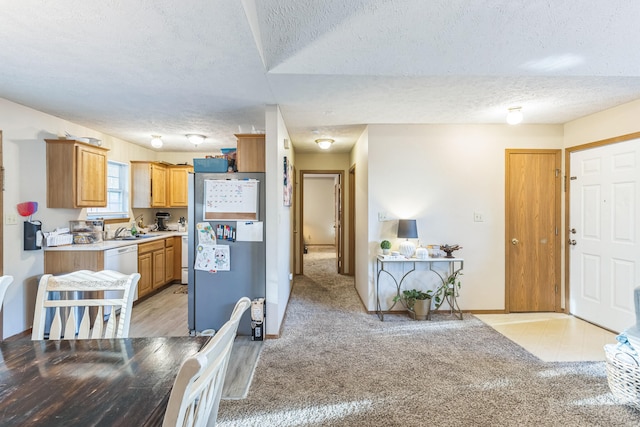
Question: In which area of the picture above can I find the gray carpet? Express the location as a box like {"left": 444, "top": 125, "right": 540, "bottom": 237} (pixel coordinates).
{"left": 218, "top": 247, "right": 640, "bottom": 426}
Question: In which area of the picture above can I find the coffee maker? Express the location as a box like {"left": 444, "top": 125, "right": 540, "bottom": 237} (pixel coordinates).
{"left": 155, "top": 212, "right": 171, "bottom": 231}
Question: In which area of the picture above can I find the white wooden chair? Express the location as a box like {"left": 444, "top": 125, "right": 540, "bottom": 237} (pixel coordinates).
{"left": 0, "top": 275, "right": 14, "bottom": 312}
{"left": 31, "top": 270, "right": 140, "bottom": 340}
{"left": 163, "top": 297, "right": 251, "bottom": 427}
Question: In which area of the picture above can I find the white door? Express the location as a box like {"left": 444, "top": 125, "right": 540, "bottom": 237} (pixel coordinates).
{"left": 569, "top": 139, "right": 640, "bottom": 332}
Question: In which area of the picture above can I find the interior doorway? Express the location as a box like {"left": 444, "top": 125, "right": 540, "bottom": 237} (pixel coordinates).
{"left": 299, "top": 170, "right": 344, "bottom": 275}
{"left": 505, "top": 149, "right": 561, "bottom": 312}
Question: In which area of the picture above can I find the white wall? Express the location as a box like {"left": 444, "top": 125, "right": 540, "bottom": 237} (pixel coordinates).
{"left": 0, "top": 97, "right": 212, "bottom": 339}
{"left": 351, "top": 127, "right": 369, "bottom": 306}
{"left": 564, "top": 98, "right": 640, "bottom": 148}
{"left": 303, "top": 176, "right": 336, "bottom": 245}
{"left": 264, "top": 105, "right": 293, "bottom": 337}
{"left": 364, "top": 124, "right": 564, "bottom": 312}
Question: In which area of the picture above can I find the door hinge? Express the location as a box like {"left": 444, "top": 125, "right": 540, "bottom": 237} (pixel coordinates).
{"left": 555, "top": 284, "right": 558, "bottom": 294}
{"left": 555, "top": 227, "right": 558, "bottom": 236}
{"left": 555, "top": 169, "right": 560, "bottom": 177}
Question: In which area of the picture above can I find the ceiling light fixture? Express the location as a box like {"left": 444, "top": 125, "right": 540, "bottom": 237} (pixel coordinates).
{"left": 506, "top": 107, "right": 523, "bottom": 125}
{"left": 186, "top": 134, "right": 206, "bottom": 146}
{"left": 315, "top": 138, "right": 334, "bottom": 150}
{"left": 150, "top": 135, "right": 163, "bottom": 149}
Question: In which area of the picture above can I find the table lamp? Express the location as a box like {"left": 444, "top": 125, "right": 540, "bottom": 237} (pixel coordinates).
{"left": 397, "top": 219, "right": 418, "bottom": 258}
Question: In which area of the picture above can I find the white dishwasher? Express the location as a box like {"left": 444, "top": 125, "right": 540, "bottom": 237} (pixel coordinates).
{"left": 104, "top": 245, "right": 139, "bottom": 318}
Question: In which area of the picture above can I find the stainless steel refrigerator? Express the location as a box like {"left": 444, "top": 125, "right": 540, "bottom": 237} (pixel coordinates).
{"left": 187, "top": 172, "right": 265, "bottom": 336}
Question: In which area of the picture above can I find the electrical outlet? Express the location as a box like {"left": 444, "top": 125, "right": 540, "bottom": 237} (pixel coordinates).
{"left": 5, "top": 214, "right": 18, "bottom": 225}
{"left": 473, "top": 212, "right": 484, "bottom": 222}
{"left": 378, "top": 212, "right": 391, "bottom": 221}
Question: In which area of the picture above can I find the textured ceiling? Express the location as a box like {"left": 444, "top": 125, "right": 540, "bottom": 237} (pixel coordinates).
{"left": 1, "top": 1, "right": 640, "bottom": 153}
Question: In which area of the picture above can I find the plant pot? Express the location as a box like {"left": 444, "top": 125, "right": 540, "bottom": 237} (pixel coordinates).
{"left": 382, "top": 249, "right": 390, "bottom": 255}
{"left": 411, "top": 298, "right": 432, "bottom": 320}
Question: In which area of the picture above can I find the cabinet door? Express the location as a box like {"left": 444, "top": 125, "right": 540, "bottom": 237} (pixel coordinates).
{"left": 75, "top": 145, "right": 108, "bottom": 207}
{"left": 235, "top": 134, "right": 265, "bottom": 172}
{"left": 168, "top": 166, "right": 192, "bottom": 207}
{"left": 152, "top": 249, "right": 165, "bottom": 289}
{"left": 138, "top": 252, "right": 153, "bottom": 298}
{"left": 165, "top": 245, "right": 175, "bottom": 283}
{"left": 151, "top": 165, "right": 167, "bottom": 207}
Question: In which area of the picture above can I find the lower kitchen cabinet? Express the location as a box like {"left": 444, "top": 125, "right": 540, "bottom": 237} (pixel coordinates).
{"left": 138, "top": 238, "right": 169, "bottom": 298}
{"left": 137, "top": 252, "right": 153, "bottom": 297}
{"left": 165, "top": 238, "right": 175, "bottom": 283}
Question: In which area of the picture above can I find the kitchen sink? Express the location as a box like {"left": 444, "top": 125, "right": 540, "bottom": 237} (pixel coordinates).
{"left": 114, "top": 234, "right": 155, "bottom": 240}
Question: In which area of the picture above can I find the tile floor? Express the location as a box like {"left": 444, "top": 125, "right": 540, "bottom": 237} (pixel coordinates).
{"left": 475, "top": 312, "right": 619, "bottom": 362}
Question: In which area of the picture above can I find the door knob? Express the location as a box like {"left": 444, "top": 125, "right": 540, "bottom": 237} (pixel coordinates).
{"left": 569, "top": 228, "right": 577, "bottom": 234}
{"left": 511, "top": 238, "right": 519, "bottom": 245}
{"left": 568, "top": 239, "right": 577, "bottom": 246}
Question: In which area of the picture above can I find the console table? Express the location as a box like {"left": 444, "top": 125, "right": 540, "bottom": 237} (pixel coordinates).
{"left": 376, "top": 255, "right": 464, "bottom": 321}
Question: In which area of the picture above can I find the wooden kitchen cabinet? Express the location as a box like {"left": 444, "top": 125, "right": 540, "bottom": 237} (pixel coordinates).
{"left": 131, "top": 161, "right": 168, "bottom": 208}
{"left": 165, "top": 238, "right": 175, "bottom": 283}
{"left": 45, "top": 139, "right": 109, "bottom": 208}
{"left": 138, "top": 239, "right": 166, "bottom": 297}
{"left": 137, "top": 252, "right": 153, "bottom": 297}
{"left": 235, "top": 134, "right": 265, "bottom": 172}
{"left": 167, "top": 165, "right": 193, "bottom": 207}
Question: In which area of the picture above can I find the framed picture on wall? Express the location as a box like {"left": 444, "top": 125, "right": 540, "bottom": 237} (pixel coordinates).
{"left": 283, "top": 156, "right": 293, "bottom": 207}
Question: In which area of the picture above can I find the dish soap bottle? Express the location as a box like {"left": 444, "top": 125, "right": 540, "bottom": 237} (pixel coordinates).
{"left": 130, "top": 221, "right": 138, "bottom": 237}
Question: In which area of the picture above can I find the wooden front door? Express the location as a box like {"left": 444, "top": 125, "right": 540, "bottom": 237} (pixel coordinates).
{"left": 505, "top": 149, "right": 561, "bottom": 312}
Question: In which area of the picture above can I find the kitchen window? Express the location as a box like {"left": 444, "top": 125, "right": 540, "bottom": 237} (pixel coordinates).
{"left": 87, "top": 161, "right": 129, "bottom": 219}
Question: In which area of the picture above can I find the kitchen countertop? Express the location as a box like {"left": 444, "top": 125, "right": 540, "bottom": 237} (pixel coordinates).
{"left": 43, "top": 231, "right": 187, "bottom": 252}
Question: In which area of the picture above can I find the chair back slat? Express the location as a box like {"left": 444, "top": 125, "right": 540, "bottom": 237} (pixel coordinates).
{"left": 0, "top": 276, "right": 14, "bottom": 315}
{"left": 32, "top": 270, "right": 140, "bottom": 340}
{"left": 49, "top": 308, "right": 62, "bottom": 340}
{"left": 163, "top": 297, "right": 251, "bottom": 427}
{"left": 91, "top": 307, "right": 104, "bottom": 339}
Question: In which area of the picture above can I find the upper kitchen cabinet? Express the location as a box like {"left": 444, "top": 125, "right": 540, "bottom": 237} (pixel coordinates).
{"left": 45, "top": 139, "right": 109, "bottom": 208}
{"left": 131, "top": 161, "right": 167, "bottom": 208}
{"left": 235, "top": 134, "right": 265, "bottom": 172}
{"left": 167, "top": 165, "right": 193, "bottom": 207}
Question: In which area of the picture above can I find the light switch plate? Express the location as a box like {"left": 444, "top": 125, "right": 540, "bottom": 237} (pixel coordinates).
{"left": 5, "top": 214, "right": 18, "bottom": 225}
{"left": 473, "top": 212, "right": 484, "bottom": 222}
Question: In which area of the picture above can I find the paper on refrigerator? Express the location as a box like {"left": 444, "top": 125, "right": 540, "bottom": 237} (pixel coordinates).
{"left": 194, "top": 222, "right": 230, "bottom": 272}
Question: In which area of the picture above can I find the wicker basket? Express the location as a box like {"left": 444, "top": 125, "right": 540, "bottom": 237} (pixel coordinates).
{"left": 605, "top": 347, "right": 640, "bottom": 409}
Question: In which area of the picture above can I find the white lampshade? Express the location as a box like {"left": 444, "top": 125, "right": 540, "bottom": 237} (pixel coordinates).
{"left": 186, "top": 134, "right": 206, "bottom": 146}
{"left": 315, "top": 138, "right": 334, "bottom": 150}
{"left": 150, "top": 135, "right": 163, "bottom": 149}
{"left": 506, "top": 107, "right": 523, "bottom": 125}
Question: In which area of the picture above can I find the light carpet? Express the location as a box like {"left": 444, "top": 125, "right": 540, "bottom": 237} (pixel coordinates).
{"left": 218, "top": 247, "right": 640, "bottom": 426}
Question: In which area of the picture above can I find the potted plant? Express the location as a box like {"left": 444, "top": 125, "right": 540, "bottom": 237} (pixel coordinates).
{"left": 380, "top": 240, "right": 391, "bottom": 255}
{"left": 393, "top": 289, "right": 433, "bottom": 320}
{"left": 433, "top": 270, "right": 463, "bottom": 308}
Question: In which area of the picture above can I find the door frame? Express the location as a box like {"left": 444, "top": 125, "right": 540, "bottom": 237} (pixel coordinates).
{"left": 299, "top": 170, "right": 345, "bottom": 276}
{"left": 504, "top": 148, "right": 562, "bottom": 313}
{"left": 348, "top": 165, "right": 356, "bottom": 277}
{"left": 564, "top": 131, "right": 640, "bottom": 314}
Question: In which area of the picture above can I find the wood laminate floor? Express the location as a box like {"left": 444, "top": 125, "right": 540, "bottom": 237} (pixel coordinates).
{"left": 128, "top": 283, "right": 263, "bottom": 399}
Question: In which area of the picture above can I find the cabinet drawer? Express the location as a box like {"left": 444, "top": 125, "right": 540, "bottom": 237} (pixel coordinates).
{"left": 165, "top": 237, "right": 174, "bottom": 248}
{"left": 138, "top": 240, "right": 165, "bottom": 254}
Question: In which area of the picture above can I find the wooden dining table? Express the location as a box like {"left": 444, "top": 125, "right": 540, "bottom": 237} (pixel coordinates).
{"left": 0, "top": 336, "right": 209, "bottom": 426}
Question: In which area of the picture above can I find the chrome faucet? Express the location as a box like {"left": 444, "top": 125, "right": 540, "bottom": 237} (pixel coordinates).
{"left": 114, "top": 227, "right": 128, "bottom": 239}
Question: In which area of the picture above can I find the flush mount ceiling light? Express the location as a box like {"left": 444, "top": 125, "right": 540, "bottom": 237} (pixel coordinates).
{"left": 150, "top": 135, "right": 163, "bottom": 149}
{"left": 186, "top": 134, "right": 206, "bottom": 146}
{"left": 506, "top": 107, "right": 523, "bottom": 125}
{"left": 315, "top": 138, "right": 334, "bottom": 150}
